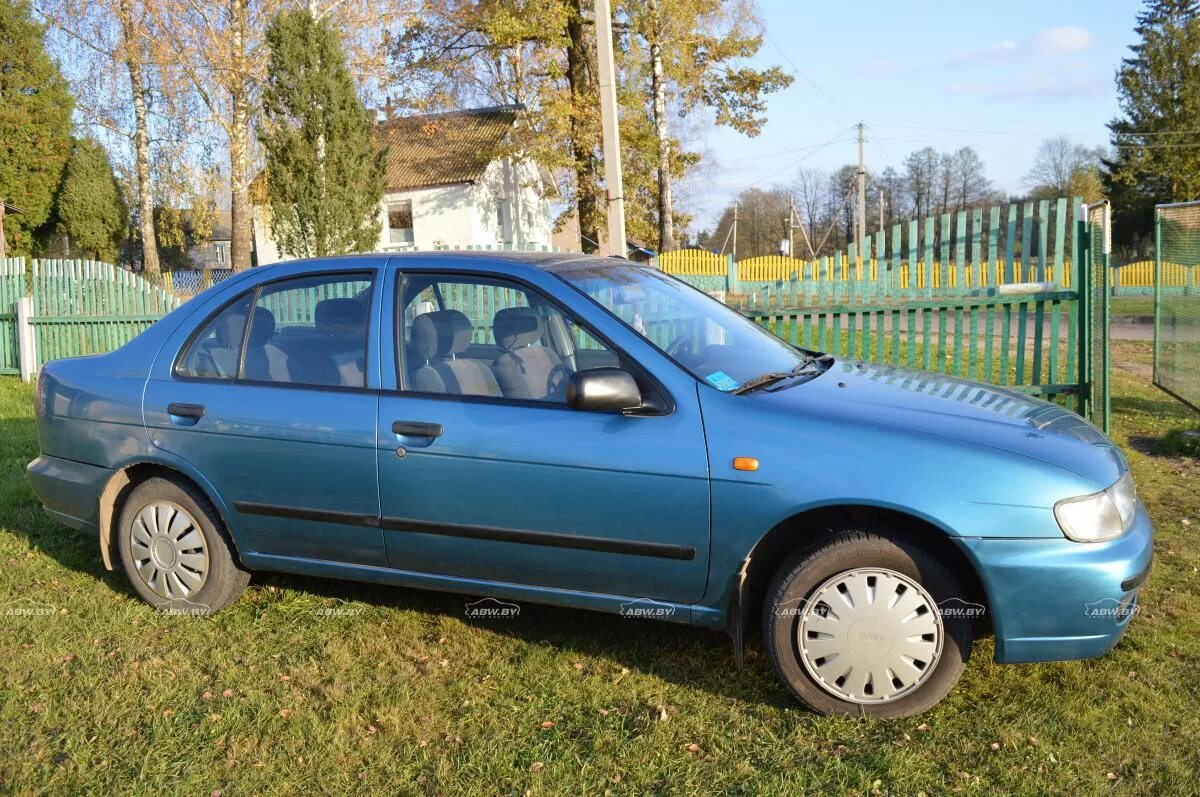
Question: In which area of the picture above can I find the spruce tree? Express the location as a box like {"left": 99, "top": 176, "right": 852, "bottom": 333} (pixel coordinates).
{"left": 0, "top": 0, "right": 74, "bottom": 254}
{"left": 1105, "top": 0, "right": 1200, "bottom": 249}
{"left": 48, "top": 138, "right": 128, "bottom": 262}
{"left": 260, "top": 9, "right": 385, "bottom": 259}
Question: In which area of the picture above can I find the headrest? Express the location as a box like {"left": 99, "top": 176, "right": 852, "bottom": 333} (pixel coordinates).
{"left": 247, "top": 306, "right": 276, "bottom": 347}
{"left": 315, "top": 298, "right": 366, "bottom": 335}
{"left": 411, "top": 310, "right": 472, "bottom": 361}
{"left": 214, "top": 311, "right": 246, "bottom": 348}
{"left": 494, "top": 307, "right": 543, "bottom": 349}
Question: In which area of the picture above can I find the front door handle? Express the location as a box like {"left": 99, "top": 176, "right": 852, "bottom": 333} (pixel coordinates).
{"left": 392, "top": 420, "right": 443, "bottom": 438}
{"left": 167, "top": 403, "right": 206, "bottom": 419}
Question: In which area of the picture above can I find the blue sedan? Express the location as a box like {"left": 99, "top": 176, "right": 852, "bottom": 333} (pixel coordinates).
{"left": 26, "top": 253, "right": 1152, "bottom": 717}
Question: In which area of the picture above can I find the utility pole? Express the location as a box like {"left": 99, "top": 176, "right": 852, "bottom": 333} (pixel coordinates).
{"left": 732, "top": 201, "right": 738, "bottom": 261}
{"left": 594, "top": 0, "right": 626, "bottom": 257}
{"left": 856, "top": 122, "right": 866, "bottom": 274}
{"left": 879, "top": 188, "right": 886, "bottom": 232}
{"left": 787, "top": 196, "right": 795, "bottom": 258}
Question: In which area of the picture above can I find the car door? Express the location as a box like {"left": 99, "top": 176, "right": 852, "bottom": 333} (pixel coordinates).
{"left": 375, "top": 267, "right": 711, "bottom": 604}
{"left": 143, "top": 266, "right": 386, "bottom": 567}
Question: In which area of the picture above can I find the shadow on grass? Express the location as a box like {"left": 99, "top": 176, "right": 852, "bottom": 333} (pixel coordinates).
{"left": 0, "top": 416, "right": 791, "bottom": 708}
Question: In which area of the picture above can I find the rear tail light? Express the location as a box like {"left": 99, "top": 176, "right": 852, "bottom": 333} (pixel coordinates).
{"left": 35, "top": 367, "right": 47, "bottom": 417}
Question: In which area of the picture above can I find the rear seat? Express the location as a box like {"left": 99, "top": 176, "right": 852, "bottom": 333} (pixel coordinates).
{"left": 271, "top": 298, "right": 368, "bottom": 387}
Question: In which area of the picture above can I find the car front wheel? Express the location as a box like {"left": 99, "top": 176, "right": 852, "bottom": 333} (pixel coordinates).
{"left": 116, "top": 476, "right": 249, "bottom": 614}
{"left": 763, "top": 530, "right": 975, "bottom": 718}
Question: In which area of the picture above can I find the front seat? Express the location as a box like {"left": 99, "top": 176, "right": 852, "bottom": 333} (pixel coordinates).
{"left": 491, "top": 307, "right": 569, "bottom": 401}
{"left": 410, "top": 310, "right": 501, "bottom": 396}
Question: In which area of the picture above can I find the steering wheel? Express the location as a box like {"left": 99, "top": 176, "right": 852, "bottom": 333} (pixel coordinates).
{"left": 665, "top": 333, "right": 692, "bottom": 358}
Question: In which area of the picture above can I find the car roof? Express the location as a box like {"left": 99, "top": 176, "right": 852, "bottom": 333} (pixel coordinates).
{"left": 251, "top": 251, "right": 626, "bottom": 276}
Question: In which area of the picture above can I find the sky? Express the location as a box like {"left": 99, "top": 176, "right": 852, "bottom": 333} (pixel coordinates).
{"left": 680, "top": 0, "right": 1145, "bottom": 233}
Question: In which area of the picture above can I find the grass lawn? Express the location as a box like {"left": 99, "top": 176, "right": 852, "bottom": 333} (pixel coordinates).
{"left": 1110, "top": 297, "right": 1155, "bottom": 318}
{"left": 2, "top": 341, "right": 1198, "bottom": 795}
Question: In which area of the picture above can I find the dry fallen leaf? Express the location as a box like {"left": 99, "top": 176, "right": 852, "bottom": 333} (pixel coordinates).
{"left": 540, "top": 721, "right": 556, "bottom": 729}
{"left": 221, "top": 689, "right": 233, "bottom": 698}
{"left": 990, "top": 742, "right": 1000, "bottom": 752}
{"left": 686, "top": 743, "right": 702, "bottom": 754}
{"left": 1107, "top": 772, "right": 1119, "bottom": 781}
{"left": 278, "top": 709, "right": 292, "bottom": 718}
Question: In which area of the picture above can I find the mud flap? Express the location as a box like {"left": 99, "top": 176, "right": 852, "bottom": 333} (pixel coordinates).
{"left": 727, "top": 556, "right": 751, "bottom": 670}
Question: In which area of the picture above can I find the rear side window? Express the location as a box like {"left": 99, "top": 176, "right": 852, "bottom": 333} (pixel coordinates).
{"left": 176, "top": 293, "right": 254, "bottom": 379}
{"left": 175, "top": 272, "right": 374, "bottom": 387}
{"left": 244, "top": 273, "right": 373, "bottom": 387}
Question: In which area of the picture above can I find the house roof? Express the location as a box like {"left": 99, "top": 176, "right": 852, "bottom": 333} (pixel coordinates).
{"left": 379, "top": 105, "right": 521, "bottom": 191}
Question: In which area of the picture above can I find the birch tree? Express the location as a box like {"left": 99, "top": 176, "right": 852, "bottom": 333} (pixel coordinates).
{"left": 622, "top": 0, "right": 791, "bottom": 252}
{"left": 148, "top": 0, "right": 411, "bottom": 271}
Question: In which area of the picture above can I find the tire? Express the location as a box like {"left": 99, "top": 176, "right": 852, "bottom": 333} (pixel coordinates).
{"left": 116, "top": 476, "right": 250, "bottom": 615}
{"left": 762, "top": 530, "right": 975, "bottom": 718}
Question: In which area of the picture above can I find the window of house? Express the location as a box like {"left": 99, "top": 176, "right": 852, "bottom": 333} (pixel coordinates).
{"left": 387, "top": 200, "right": 414, "bottom": 245}
{"left": 495, "top": 196, "right": 512, "bottom": 243}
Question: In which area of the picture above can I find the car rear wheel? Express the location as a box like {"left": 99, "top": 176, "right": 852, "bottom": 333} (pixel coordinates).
{"left": 116, "top": 476, "right": 249, "bottom": 614}
{"left": 762, "top": 530, "right": 975, "bottom": 718}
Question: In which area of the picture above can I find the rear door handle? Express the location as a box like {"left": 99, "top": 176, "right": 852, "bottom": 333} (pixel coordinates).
{"left": 167, "top": 403, "right": 206, "bottom": 419}
{"left": 392, "top": 420, "right": 443, "bottom": 438}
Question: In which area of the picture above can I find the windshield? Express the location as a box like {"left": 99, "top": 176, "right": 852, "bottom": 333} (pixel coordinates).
{"left": 551, "top": 261, "right": 818, "bottom": 392}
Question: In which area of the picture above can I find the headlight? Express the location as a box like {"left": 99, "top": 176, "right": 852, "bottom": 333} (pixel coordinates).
{"left": 1054, "top": 472, "right": 1138, "bottom": 543}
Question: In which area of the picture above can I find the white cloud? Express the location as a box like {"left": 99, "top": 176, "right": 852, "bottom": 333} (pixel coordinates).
{"left": 1031, "top": 25, "right": 1095, "bottom": 55}
{"left": 942, "top": 75, "right": 1104, "bottom": 102}
{"left": 943, "top": 25, "right": 1095, "bottom": 67}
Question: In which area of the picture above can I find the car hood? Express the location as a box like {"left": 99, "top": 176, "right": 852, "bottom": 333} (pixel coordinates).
{"left": 759, "top": 360, "right": 1125, "bottom": 488}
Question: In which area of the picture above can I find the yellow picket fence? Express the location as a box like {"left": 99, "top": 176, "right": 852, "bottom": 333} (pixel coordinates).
{"left": 656, "top": 249, "right": 727, "bottom": 275}
{"left": 1116, "top": 260, "right": 1191, "bottom": 288}
{"left": 660, "top": 251, "right": 1075, "bottom": 289}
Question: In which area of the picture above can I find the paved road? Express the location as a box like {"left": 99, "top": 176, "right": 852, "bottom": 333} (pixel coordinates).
{"left": 1110, "top": 319, "right": 1153, "bottom": 341}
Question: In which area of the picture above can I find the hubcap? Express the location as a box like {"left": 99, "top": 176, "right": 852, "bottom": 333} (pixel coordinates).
{"left": 129, "top": 502, "right": 209, "bottom": 600}
{"left": 795, "top": 568, "right": 943, "bottom": 704}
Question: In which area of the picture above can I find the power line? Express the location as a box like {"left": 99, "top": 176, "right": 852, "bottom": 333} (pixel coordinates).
{"left": 763, "top": 32, "right": 853, "bottom": 128}
{"left": 868, "top": 121, "right": 1200, "bottom": 140}
{"left": 741, "top": 127, "right": 856, "bottom": 190}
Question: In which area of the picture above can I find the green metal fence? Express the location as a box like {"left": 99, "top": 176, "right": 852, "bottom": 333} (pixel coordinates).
{"left": 1083, "top": 202, "right": 1111, "bottom": 433}
{"left": 667, "top": 195, "right": 1104, "bottom": 420}
{"left": 1, "top": 246, "right": 1112, "bottom": 432}
{"left": 0, "top": 258, "right": 23, "bottom": 375}
{"left": 1154, "top": 201, "right": 1200, "bottom": 413}
{"left": 28, "top": 259, "right": 182, "bottom": 368}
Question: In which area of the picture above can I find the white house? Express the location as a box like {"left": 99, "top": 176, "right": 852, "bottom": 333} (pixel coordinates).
{"left": 252, "top": 105, "right": 554, "bottom": 265}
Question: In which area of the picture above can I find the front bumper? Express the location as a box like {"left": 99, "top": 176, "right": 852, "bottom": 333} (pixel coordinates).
{"left": 26, "top": 454, "right": 111, "bottom": 533}
{"left": 956, "top": 500, "right": 1154, "bottom": 664}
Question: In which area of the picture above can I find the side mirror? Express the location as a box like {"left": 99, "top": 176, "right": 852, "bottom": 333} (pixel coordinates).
{"left": 566, "top": 368, "right": 642, "bottom": 413}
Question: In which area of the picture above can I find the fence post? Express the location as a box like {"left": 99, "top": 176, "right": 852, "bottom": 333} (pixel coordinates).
{"left": 726, "top": 254, "right": 738, "bottom": 295}
{"left": 16, "top": 295, "right": 36, "bottom": 382}
{"left": 1153, "top": 209, "right": 1161, "bottom": 385}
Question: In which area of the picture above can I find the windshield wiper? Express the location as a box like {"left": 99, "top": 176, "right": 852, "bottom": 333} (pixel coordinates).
{"left": 731, "top": 355, "right": 824, "bottom": 395}
{"left": 731, "top": 371, "right": 793, "bottom": 395}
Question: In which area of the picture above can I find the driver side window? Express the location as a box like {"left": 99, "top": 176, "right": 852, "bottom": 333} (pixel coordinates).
{"left": 398, "top": 275, "right": 619, "bottom": 402}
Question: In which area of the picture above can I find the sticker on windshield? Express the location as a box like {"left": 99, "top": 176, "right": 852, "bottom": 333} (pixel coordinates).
{"left": 705, "top": 371, "right": 740, "bottom": 391}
